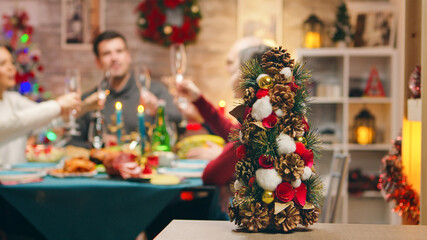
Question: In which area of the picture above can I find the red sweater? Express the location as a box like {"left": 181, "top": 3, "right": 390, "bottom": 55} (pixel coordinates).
{"left": 193, "top": 95, "right": 239, "bottom": 186}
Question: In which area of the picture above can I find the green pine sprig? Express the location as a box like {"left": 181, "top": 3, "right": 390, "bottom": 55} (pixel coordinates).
{"left": 292, "top": 62, "right": 312, "bottom": 115}
{"left": 305, "top": 126, "right": 323, "bottom": 160}
{"left": 251, "top": 125, "right": 280, "bottom": 160}
{"left": 293, "top": 62, "right": 311, "bottom": 86}
{"left": 305, "top": 175, "right": 324, "bottom": 209}
{"left": 292, "top": 82, "right": 311, "bottom": 115}
{"left": 239, "top": 59, "right": 264, "bottom": 91}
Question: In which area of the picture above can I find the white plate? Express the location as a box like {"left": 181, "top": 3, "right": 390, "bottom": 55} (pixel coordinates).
{"left": 157, "top": 168, "right": 203, "bottom": 178}
{"left": 174, "top": 159, "right": 209, "bottom": 169}
{"left": 0, "top": 171, "right": 46, "bottom": 181}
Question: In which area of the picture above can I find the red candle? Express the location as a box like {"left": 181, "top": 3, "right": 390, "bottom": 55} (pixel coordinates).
{"left": 218, "top": 100, "right": 226, "bottom": 115}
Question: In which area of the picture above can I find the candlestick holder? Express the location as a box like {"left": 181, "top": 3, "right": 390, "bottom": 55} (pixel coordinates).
{"left": 107, "top": 114, "right": 125, "bottom": 144}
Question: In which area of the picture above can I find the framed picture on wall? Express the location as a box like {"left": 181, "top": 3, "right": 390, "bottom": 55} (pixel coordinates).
{"left": 237, "top": 0, "right": 283, "bottom": 45}
{"left": 61, "top": 0, "right": 105, "bottom": 50}
{"left": 348, "top": 2, "right": 396, "bottom": 48}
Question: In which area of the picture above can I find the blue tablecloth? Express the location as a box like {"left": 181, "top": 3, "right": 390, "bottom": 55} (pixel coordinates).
{"left": 0, "top": 174, "right": 203, "bottom": 240}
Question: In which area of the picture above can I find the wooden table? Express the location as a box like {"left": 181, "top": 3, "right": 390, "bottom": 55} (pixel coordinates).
{"left": 155, "top": 220, "right": 427, "bottom": 240}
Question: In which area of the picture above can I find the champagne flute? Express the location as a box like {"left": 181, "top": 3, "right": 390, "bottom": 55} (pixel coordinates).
{"left": 134, "top": 65, "right": 152, "bottom": 114}
{"left": 88, "top": 114, "right": 106, "bottom": 149}
{"left": 170, "top": 43, "right": 188, "bottom": 126}
{"left": 65, "top": 69, "right": 81, "bottom": 136}
{"left": 134, "top": 65, "right": 152, "bottom": 94}
{"left": 97, "top": 70, "right": 111, "bottom": 113}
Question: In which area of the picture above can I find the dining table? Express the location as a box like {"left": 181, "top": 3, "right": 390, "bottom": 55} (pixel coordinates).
{"left": 0, "top": 161, "right": 217, "bottom": 240}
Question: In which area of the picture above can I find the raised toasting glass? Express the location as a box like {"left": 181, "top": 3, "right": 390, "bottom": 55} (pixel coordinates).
{"left": 170, "top": 43, "right": 188, "bottom": 111}
{"left": 134, "top": 65, "right": 152, "bottom": 111}
{"left": 65, "top": 69, "right": 81, "bottom": 136}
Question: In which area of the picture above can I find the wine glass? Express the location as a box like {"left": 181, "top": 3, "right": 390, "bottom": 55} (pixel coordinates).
{"left": 170, "top": 43, "right": 188, "bottom": 125}
{"left": 134, "top": 65, "right": 152, "bottom": 91}
{"left": 97, "top": 70, "right": 111, "bottom": 113}
{"left": 65, "top": 69, "right": 81, "bottom": 136}
{"left": 134, "top": 65, "right": 152, "bottom": 114}
{"left": 88, "top": 114, "right": 106, "bottom": 149}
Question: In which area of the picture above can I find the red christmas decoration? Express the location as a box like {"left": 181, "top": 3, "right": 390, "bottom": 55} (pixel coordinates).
{"left": 258, "top": 155, "right": 274, "bottom": 169}
{"left": 294, "top": 183, "right": 307, "bottom": 207}
{"left": 378, "top": 135, "right": 420, "bottom": 224}
{"left": 262, "top": 113, "right": 277, "bottom": 128}
{"left": 363, "top": 66, "right": 386, "bottom": 97}
{"left": 276, "top": 182, "right": 295, "bottom": 203}
{"left": 256, "top": 89, "right": 269, "bottom": 99}
{"left": 236, "top": 145, "right": 246, "bottom": 159}
{"left": 135, "top": 0, "right": 202, "bottom": 46}
{"left": 294, "top": 142, "right": 314, "bottom": 168}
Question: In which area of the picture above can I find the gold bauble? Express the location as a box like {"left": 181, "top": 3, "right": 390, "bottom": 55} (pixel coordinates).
{"left": 257, "top": 74, "right": 275, "bottom": 89}
{"left": 191, "top": 5, "right": 199, "bottom": 13}
{"left": 296, "top": 136, "right": 307, "bottom": 145}
{"left": 163, "top": 25, "right": 173, "bottom": 35}
{"left": 138, "top": 18, "right": 146, "bottom": 25}
{"left": 262, "top": 190, "right": 275, "bottom": 204}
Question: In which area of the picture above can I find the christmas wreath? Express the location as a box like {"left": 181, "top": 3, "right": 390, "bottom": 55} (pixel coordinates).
{"left": 135, "top": 0, "right": 202, "bottom": 46}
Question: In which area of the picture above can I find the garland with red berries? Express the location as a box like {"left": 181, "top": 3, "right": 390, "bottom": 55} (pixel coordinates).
{"left": 135, "top": 0, "right": 202, "bottom": 46}
{"left": 378, "top": 136, "right": 420, "bottom": 224}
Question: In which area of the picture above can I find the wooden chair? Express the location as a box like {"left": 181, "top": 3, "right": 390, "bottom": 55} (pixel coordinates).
{"left": 320, "top": 151, "right": 350, "bottom": 223}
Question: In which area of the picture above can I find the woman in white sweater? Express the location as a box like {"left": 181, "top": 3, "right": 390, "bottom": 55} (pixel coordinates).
{"left": 0, "top": 45, "right": 81, "bottom": 165}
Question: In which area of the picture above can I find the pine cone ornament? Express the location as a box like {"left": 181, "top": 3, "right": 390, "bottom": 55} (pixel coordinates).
{"left": 275, "top": 153, "right": 305, "bottom": 182}
{"left": 235, "top": 158, "right": 256, "bottom": 183}
{"left": 300, "top": 208, "right": 320, "bottom": 227}
{"left": 244, "top": 87, "right": 257, "bottom": 107}
{"left": 229, "top": 204, "right": 241, "bottom": 225}
{"left": 274, "top": 205, "right": 301, "bottom": 232}
{"left": 279, "top": 113, "right": 304, "bottom": 138}
{"left": 269, "top": 84, "right": 295, "bottom": 112}
{"left": 241, "top": 120, "right": 258, "bottom": 144}
{"left": 261, "top": 47, "right": 295, "bottom": 76}
{"left": 240, "top": 202, "right": 271, "bottom": 232}
{"left": 274, "top": 73, "right": 292, "bottom": 85}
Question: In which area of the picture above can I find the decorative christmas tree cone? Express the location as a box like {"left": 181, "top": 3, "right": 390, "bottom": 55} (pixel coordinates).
{"left": 228, "top": 47, "right": 324, "bottom": 233}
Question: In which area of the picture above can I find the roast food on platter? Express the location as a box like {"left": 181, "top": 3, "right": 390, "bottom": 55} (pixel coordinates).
{"left": 49, "top": 157, "right": 97, "bottom": 177}
{"left": 25, "top": 144, "right": 64, "bottom": 162}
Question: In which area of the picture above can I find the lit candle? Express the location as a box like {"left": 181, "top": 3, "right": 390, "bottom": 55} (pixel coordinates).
{"left": 138, "top": 105, "right": 146, "bottom": 155}
{"left": 305, "top": 31, "right": 321, "bottom": 48}
{"left": 218, "top": 100, "right": 226, "bottom": 115}
{"left": 356, "top": 126, "right": 374, "bottom": 145}
{"left": 115, "top": 101, "right": 122, "bottom": 144}
{"left": 138, "top": 105, "right": 146, "bottom": 140}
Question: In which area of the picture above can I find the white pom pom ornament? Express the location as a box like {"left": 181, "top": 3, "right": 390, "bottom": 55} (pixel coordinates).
{"left": 251, "top": 96, "right": 272, "bottom": 121}
{"left": 301, "top": 166, "right": 313, "bottom": 180}
{"left": 275, "top": 109, "right": 284, "bottom": 117}
{"left": 239, "top": 131, "right": 245, "bottom": 143}
{"left": 234, "top": 179, "right": 243, "bottom": 191}
{"left": 280, "top": 67, "right": 293, "bottom": 81}
{"left": 255, "top": 168, "right": 282, "bottom": 191}
{"left": 276, "top": 133, "right": 296, "bottom": 155}
{"left": 291, "top": 178, "right": 301, "bottom": 188}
